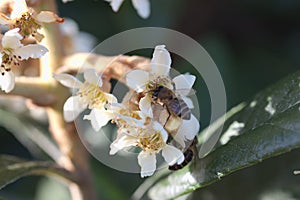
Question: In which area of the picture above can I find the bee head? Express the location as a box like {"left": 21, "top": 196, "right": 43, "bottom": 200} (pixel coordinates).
{"left": 152, "top": 85, "right": 163, "bottom": 96}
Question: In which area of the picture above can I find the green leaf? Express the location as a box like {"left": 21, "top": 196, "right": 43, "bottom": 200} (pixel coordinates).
{"left": 0, "top": 155, "right": 74, "bottom": 190}
{"left": 0, "top": 108, "right": 62, "bottom": 162}
{"left": 146, "top": 71, "right": 300, "bottom": 199}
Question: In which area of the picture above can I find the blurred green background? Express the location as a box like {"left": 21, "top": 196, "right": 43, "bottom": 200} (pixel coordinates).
{"left": 0, "top": 0, "right": 300, "bottom": 199}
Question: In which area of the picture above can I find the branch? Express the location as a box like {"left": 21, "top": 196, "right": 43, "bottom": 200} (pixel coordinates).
{"left": 0, "top": 77, "right": 57, "bottom": 106}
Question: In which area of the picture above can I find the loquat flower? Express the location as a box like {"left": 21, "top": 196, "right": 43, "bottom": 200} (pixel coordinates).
{"left": 105, "top": 0, "right": 150, "bottom": 19}
{"left": 126, "top": 45, "right": 199, "bottom": 147}
{"left": 0, "top": 0, "right": 64, "bottom": 42}
{"left": 0, "top": 28, "right": 48, "bottom": 92}
{"left": 53, "top": 69, "right": 117, "bottom": 129}
{"left": 110, "top": 121, "right": 184, "bottom": 177}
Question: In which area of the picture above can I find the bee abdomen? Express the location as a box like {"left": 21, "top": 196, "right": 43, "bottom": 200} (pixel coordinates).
{"left": 168, "top": 149, "right": 194, "bottom": 171}
{"left": 170, "top": 98, "right": 191, "bottom": 120}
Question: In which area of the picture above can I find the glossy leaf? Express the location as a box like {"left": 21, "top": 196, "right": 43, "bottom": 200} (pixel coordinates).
{"left": 0, "top": 108, "right": 62, "bottom": 162}
{"left": 0, "top": 155, "right": 74, "bottom": 190}
{"left": 147, "top": 70, "right": 300, "bottom": 199}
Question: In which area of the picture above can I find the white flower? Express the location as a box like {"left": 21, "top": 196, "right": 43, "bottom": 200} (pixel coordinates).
{"left": 0, "top": 0, "right": 64, "bottom": 42}
{"left": 62, "top": 0, "right": 74, "bottom": 3}
{"left": 53, "top": 69, "right": 117, "bottom": 129}
{"left": 126, "top": 45, "right": 199, "bottom": 147}
{"left": 0, "top": 28, "right": 48, "bottom": 92}
{"left": 173, "top": 114, "right": 200, "bottom": 148}
{"left": 106, "top": 0, "right": 150, "bottom": 19}
{"left": 126, "top": 45, "right": 172, "bottom": 93}
{"left": 110, "top": 121, "right": 184, "bottom": 177}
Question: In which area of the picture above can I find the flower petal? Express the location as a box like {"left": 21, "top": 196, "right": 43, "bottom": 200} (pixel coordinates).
{"left": 110, "top": 132, "right": 137, "bottom": 155}
{"left": 14, "top": 44, "right": 48, "bottom": 60}
{"left": 53, "top": 73, "right": 82, "bottom": 88}
{"left": 174, "top": 114, "right": 200, "bottom": 147}
{"left": 2, "top": 29, "right": 23, "bottom": 49}
{"left": 118, "top": 113, "right": 145, "bottom": 128}
{"left": 126, "top": 69, "right": 149, "bottom": 92}
{"left": 153, "top": 121, "right": 168, "bottom": 142}
{"left": 83, "top": 108, "right": 113, "bottom": 131}
{"left": 63, "top": 96, "right": 87, "bottom": 122}
{"left": 162, "top": 144, "right": 184, "bottom": 165}
{"left": 132, "top": 0, "right": 150, "bottom": 19}
{"left": 139, "top": 95, "right": 153, "bottom": 118}
{"left": 62, "top": 0, "right": 74, "bottom": 3}
{"left": 106, "top": 0, "right": 124, "bottom": 12}
{"left": 35, "top": 11, "right": 64, "bottom": 23}
{"left": 173, "top": 74, "right": 196, "bottom": 96}
{"left": 10, "top": 0, "right": 28, "bottom": 19}
{"left": 138, "top": 151, "right": 156, "bottom": 178}
{"left": 0, "top": 71, "right": 15, "bottom": 93}
{"left": 83, "top": 68, "right": 102, "bottom": 86}
{"left": 105, "top": 93, "right": 118, "bottom": 104}
{"left": 150, "top": 45, "right": 171, "bottom": 76}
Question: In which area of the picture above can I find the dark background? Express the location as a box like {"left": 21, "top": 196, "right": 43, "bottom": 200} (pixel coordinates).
{"left": 0, "top": 0, "right": 299, "bottom": 199}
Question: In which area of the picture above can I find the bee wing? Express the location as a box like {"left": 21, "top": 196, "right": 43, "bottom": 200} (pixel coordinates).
{"left": 174, "top": 88, "right": 196, "bottom": 109}
{"left": 174, "top": 88, "right": 196, "bottom": 97}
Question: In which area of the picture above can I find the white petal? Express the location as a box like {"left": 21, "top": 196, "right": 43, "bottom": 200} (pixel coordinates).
{"left": 174, "top": 114, "right": 200, "bottom": 147}
{"left": 83, "top": 109, "right": 113, "bottom": 131}
{"left": 181, "top": 96, "right": 194, "bottom": 109}
{"left": 150, "top": 45, "right": 171, "bottom": 76}
{"left": 4, "top": 28, "right": 22, "bottom": 38}
{"left": 35, "top": 11, "right": 64, "bottom": 23}
{"left": 53, "top": 73, "right": 82, "bottom": 88}
{"left": 151, "top": 65, "right": 170, "bottom": 77}
{"left": 153, "top": 121, "right": 168, "bottom": 142}
{"left": 126, "top": 70, "right": 149, "bottom": 92}
{"left": 63, "top": 96, "right": 87, "bottom": 122}
{"left": 173, "top": 74, "right": 196, "bottom": 96}
{"left": 105, "top": 93, "right": 118, "bottom": 104}
{"left": 10, "top": 0, "right": 28, "bottom": 19}
{"left": 118, "top": 115, "right": 144, "bottom": 128}
{"left": 132, "top": 0, "right": 150, "bottom": 19}
{"left": 138, "top": 151, "right": 156, "bottom": 178}
{"left": 62, "top": 0, "right": 74, "bottom": 3}
{"left": 83, "top": 68, "right": 102, "bottom": 86}
{"left": 2, "top": 29, "right": 23, "bottom": 49}
{"left": 162, "top": 145, "right": 184, "bottom": 165}
{"left": 139, "top": 96, "right": 153, "bottom": 118}
{"left": 107, "top": 0, "right": 124, "bottom": 12}
{"left": 14, "top": 44, "right": 48, "bottom": 60}
{"left": 0, "top": 71, "right": 15, "bottom": 93}
{"left": 110, "top": 132, "right": 137, "bottom": 155}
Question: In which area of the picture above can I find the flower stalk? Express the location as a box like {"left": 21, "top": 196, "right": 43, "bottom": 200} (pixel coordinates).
{"left": 36, "top": 0, "right": 97, "bottom": 199}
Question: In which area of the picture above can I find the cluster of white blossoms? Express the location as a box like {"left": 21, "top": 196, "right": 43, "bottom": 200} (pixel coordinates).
{"left": 0, "top": 0, "right": 64, "bottom": 93}
{"left": 55, "top": 45, "right": 200, "bottom": 177}
{"left": 62, "top": 0, "right": 150, "bottom": 19}
{"left": 105, "top": 0, "right": 150, "bottom": 19}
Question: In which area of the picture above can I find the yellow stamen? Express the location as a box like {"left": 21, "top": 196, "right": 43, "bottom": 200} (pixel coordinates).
{"left": 77, "top": 82, "right": 107, "bottom": 109}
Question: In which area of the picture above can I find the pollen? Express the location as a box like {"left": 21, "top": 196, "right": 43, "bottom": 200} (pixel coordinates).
{"left": 77, "top": 82, "right": 107, "bottom": 109}
{"left": 12, "top": 12, "right": 44, "bottom": 42}
{"left": 146, "top": 76, "right": 174, "bottom": 91}
{"left": 0, "top": 53, "right": 20, "bottom": 74}
{"left": 138, "top": 130, "right": 165, "bottom": 152}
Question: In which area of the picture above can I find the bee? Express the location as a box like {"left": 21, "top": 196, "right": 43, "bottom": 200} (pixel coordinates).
{"left": 168, "top": 136, "right": 198, "bottom": 171}
{"left": 151, "top": 85, "right": 191, "bottom": 120}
